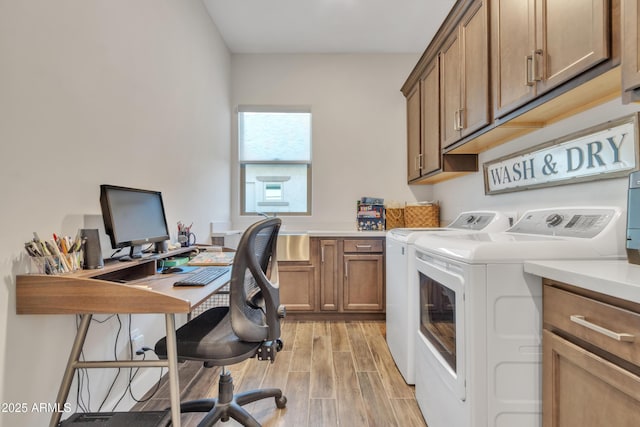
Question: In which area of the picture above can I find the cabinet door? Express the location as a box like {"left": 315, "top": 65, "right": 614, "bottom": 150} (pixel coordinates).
{"left": 623, "top": 0, "right": 640, "bottom": 92}
{"left": 342, "top": 254, "right": 384, "bottom": 312}
{"left": 421, "top": 58, "right": 441, "bottom": 175}
{"left": 536, "top": 0, "right": 609, "bottom": 94}
{"left": 440, "top": 29, "right": 462, "bottom": 148}
{"left": 406, "top": 83, "right": 422, "bottom": 181}
{"left": 543, "top": 330, "right": 640, "bottom": 427}
{"left": 278, "top": 264, "right": 316, "bottom": 312}
{"left": 319, "top": 240, "right": 339, "bottom": 311}
{"left": 491, "top": 0, "right": 537, "bottom": 118}
{"left": 460, "top": 0, "right": 490, "bottom": 137}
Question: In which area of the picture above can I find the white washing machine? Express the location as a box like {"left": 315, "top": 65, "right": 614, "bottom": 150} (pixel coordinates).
{"left": 412, "top": 207, "right": 626, "bottom": 427}
{"left": 385, "top": 211, "right": 513, "bottom": 384}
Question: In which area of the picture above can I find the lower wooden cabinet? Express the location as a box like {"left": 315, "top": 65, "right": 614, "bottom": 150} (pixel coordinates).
{"left": 543, "top": 330, "right": 640, "bottom": 427}
{"left": 278, "top": 263, "right": 315, "bottom": 312}
{"left": 543, "top": 281, "right": 640, "bottom": 426}
{"left": 279, "top": 236, "right": 385, "bottom": 318}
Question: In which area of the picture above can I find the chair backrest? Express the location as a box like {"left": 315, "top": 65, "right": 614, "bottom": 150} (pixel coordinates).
{"left": 229, "top": 217, "right": 282, "bottom": 343}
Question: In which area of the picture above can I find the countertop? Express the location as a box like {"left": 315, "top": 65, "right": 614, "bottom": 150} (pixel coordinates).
{"left": 524, "top": 260, "right": 640, "bottom": 304}
{"left": 212, "top": 230, "right": 387, "bottom": 237}
{"left": 306, "top": 230, "right": 386, "bottom": 237}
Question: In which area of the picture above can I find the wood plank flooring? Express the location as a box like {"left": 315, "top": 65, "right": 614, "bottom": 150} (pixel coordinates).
{"left": 133, "top": 320, "right": 427, "bottom": 426}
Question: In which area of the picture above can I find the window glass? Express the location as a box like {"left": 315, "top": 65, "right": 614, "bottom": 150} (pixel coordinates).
{"left": 240, "top": 112, "right": 311, "bottom": 161}
{"left": 238, "top": 107, "right": 312, "bottom": 215}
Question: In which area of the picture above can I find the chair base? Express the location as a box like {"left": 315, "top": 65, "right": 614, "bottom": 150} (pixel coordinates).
{"left": 180, "top": 369, "right": 287, "bottom": 427}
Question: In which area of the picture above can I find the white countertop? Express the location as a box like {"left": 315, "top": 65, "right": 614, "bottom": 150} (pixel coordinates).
{"left": 524, "top": 260, "right": 640, "bottom": 304}
{"left": 307, "top": 230, "right": 386, "bottom": 237}
{"left": 212, "top": 230, "right": 386, "bottom": 237}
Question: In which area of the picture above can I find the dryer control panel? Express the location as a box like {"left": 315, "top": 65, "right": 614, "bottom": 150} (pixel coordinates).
{"left": 508, "top": 208, "right": 618, "bottom": 238}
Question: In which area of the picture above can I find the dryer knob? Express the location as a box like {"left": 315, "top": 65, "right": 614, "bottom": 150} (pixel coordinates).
{"left": 465, "top": 215, "right": 476, "bottom": 224}
{"left": 546, "top": 214, "right": 564, "bottom": 227}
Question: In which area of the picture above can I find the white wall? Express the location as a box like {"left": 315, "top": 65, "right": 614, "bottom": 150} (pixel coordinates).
{"left": 0, "top": 1, "right": 231, "bottom": 425}
{"left": 433, "top": 99, "right": 640, "bottom": 224}
{"left": 230, "top": 54, "right": 434, "bottom": 231}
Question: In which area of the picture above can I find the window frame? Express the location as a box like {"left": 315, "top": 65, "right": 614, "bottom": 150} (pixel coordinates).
{"left": 238, "top": 106, "right": 312, "bottom": 216}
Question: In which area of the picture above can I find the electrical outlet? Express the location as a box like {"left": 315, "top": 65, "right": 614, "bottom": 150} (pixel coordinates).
{"left": 130, "top": 328, "right": 144, "bottom": 353}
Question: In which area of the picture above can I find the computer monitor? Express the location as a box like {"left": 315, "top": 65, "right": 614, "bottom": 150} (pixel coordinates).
{"left": 99, "top": 184, "right": 170, "bottom": 260}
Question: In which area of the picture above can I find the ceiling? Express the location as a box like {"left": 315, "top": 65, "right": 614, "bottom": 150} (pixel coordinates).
{"left": 202, "top": 0, "right": 457, "bottom": 54}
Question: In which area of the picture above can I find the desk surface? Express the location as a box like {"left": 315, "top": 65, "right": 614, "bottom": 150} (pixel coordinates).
{"left": 16, "top": 253, "right": 231, "bottom": 315}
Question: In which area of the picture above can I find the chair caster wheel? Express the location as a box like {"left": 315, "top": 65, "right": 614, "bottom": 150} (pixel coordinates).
{"left": 275, "top": 339, "right": 284, "bottom": 352}
{"left": 276, "top": 395, "right": 287, "bottom": 409}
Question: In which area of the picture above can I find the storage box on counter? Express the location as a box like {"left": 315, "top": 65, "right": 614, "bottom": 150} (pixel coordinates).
{"left": 357, "top": 201, "right": 385, "bottom": 231}
{"left": 404, "top": 202, "right": 440, "bottom": 227}
{"left": 385, "top": 207, "right": 405, "bottom": 229}
{"left": 360, "top": 196, "right": 384, "bottom": 205}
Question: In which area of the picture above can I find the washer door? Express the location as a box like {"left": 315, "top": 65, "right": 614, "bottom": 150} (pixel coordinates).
{"left": 416, "top": 251, "right": 466, "bottom": 400}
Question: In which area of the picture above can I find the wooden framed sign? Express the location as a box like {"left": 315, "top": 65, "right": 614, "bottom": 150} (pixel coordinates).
{"left": 484, "top": 114, "right": 640, "bottom": 195}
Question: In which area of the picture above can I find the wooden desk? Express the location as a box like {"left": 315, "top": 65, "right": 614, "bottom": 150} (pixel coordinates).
{"left": 16, "top": 251, "right": 231, "bottom": 427}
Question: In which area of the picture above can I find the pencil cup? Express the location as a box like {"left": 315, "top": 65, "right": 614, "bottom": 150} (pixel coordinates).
{"left": 178, "top": 231, "right": 196, "bottom": 247}
{"left": 31, "top": 252, "right": 83, "bottom": 275}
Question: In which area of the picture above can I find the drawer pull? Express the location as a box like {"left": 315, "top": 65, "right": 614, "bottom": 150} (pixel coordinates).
{"left": 355, "top": 245, "right": 372, "bottom": 250}
{"left": 570, "top": 315, "right": 635, "bottom": 342}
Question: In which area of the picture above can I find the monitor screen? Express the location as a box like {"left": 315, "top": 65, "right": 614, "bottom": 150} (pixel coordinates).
{"left": 100, "top": 184, "right": 170, "bottom": 259}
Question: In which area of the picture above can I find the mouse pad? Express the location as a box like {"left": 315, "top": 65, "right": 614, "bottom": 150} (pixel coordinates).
{"left": 157, "top": 266, "right": 199, "bottom": 274}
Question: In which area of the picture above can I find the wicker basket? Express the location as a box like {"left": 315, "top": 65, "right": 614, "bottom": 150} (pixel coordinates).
{"left": 385, "top": 207, "right": 405, "bottom": 229}
{"left": 404, "top": 204, "right": 440, "bottom": 228}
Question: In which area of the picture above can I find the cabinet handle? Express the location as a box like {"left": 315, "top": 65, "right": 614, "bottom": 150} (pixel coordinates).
{"left": 418, "top": 153, "right": 424, "bottom": 170}
{"left": 570, "top": 315, "right": 635, "bottom": 342}
{"left": 321, "top": 246, "right": 325, "bottom": 263}
{"left": 344, "top": 261, "right": 348, "bottom": 278}
{"left": 356, "top": 244, "right": 372, "bottom": 249}
{"left": 453, "top": 109, "right": 464, "bottom": 131}
{"left": 525, "top": 54, "right": 534, "bottom": 86}
{"left": 453, "top": 110, "right": 460, "bottom": 131}
{"left": 414, "top": 155, "right": 420, "bottom": 172}
{"left": 532, "top": 49, "right": 543, "bottom": 82}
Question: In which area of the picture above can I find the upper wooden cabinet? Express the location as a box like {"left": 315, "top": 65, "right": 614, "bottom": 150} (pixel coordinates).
{"left": 406, "top": 82, "right": 422, "bottom": 181}
{"left": 622, "top": 0, "right": 640, "bottom": 96}
{"left": 421, "top": 59, "right": 442, "bottom": 175}
{"left": 407, "top": 58, "right": 441, "bottom": 182}
{"left": 441, "top": 0, "right": 490, "bottom": 147}
{"left": 491, "top": 0, "right": 610, "bottom": 118}
{"left": 402, "top": 0, "right": 620, "bottom": 182}
{"left": 406, "top": 55, "right": 478, "bottom": 184}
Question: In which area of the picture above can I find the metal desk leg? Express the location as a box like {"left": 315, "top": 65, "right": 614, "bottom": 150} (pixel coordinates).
{"left": 165, "top": 313, "right": 181, "bottom": 427}
{"left": 50, "top": 314, "right": 93, "bottom": 427}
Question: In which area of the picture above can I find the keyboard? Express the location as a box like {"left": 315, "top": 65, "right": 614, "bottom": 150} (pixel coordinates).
{"left": 173, "top": 267, "right": 230, "bottom": 287}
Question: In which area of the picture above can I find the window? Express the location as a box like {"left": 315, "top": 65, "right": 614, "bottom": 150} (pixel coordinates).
{"left": 238, "top": 106, "right": 312, "bottom": 215}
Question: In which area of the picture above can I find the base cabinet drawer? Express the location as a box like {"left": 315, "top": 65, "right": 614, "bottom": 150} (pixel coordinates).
{"left": 544, "top": 285, "right": 640, "bottom": 366}
{"left": 343, "top": 239, "right": 384, "bottom": 253}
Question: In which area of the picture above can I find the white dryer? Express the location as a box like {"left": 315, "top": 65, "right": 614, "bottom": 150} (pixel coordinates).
{"left": 412, "top": 207, "right": 625, "bottom": 427}
{"left": 385, "top": 211, "right": 512, "bottom": 384}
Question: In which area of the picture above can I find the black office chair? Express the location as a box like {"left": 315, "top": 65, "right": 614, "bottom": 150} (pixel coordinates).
{"left": 155, "top": 217, "right": 287, "bottom": 427}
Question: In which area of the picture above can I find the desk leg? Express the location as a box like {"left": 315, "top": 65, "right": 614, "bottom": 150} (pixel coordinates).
{"left": 165, "top": 313, "right": 181, "bottom": 427}
{"left": 50, "top": 314, "right": 93, "bottom": 427}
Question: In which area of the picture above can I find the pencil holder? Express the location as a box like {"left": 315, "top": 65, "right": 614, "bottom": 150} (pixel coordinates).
{"left": 31, "top": 252, "right": 83, "bottom": 275}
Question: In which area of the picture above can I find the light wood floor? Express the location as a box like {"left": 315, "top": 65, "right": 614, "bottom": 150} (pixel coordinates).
{"left": 134, "top": 320, "right": 427, "bottom": 426}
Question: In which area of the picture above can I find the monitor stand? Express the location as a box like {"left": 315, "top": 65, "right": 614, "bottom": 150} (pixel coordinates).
{"left": 118, "top": 245, "right": 143, "bottom": 262}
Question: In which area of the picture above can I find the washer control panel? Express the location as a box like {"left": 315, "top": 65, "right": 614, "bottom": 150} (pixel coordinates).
{"left": 449, "top": 213, "right": 496, "bottom": 230}
{"left": 509, "top": 208, "right": 617, "bottom": 238}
